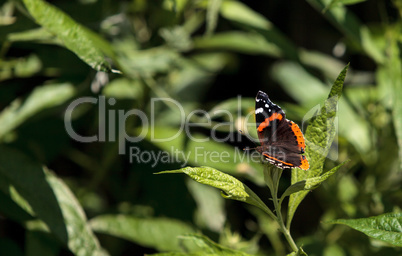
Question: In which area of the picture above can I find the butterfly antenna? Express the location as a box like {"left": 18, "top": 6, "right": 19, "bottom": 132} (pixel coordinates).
{"left": 243, "top": 146, "right": 256, "bottom": 151}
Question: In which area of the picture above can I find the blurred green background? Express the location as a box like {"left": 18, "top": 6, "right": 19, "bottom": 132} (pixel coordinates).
{"left": 0, "top": 0, "right": 401, "bottom": 255}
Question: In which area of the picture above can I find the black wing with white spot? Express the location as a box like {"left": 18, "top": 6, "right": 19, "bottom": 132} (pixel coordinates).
{"left": 255, "top": 90, "right": 285, "bottom": 144}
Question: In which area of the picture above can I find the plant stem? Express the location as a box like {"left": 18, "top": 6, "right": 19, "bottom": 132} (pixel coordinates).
{"left": 264, "top": 166, "right": 298, "bottom": 252}
{"left": 271, "top": 179, "right": 298, "bottom": 252}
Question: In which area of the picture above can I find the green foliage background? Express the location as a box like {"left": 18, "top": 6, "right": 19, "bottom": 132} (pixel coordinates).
{"left": 0, "top": 0, "right": 401, "bottom": 255}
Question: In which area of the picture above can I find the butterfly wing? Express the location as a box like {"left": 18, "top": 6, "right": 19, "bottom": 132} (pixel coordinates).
{"left": 255, "top": 90, "right": 285, "bottom": 145}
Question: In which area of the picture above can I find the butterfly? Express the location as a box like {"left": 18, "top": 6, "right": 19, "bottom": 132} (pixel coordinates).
{"left": 255, "top": 90, "right": 309, "bottom": 170}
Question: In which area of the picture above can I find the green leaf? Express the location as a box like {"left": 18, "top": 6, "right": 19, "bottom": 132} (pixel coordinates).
{"left": 286, "top": 247, "right": 308, "bottom": 256}
{"left": 102, "top": 78, "right": 144, "bottom": 100}
{"left": 0, "top": 146, "right": 67, "bottom": 242}
{"left": 205, "top": 0, "right": 222, "bottom": 36}
{"left": 322, "top": 0, "right": 367, "bottom": 14}
{"left": 270, "top": 61, "right": 328, "bottom": 105}
{"left": 22, "top": 0, "right": 114, "bottom": 71}
{"left": 0, "top": 2, "right": 16, "bottom": 26}
{"left": 248, "top": 207, "right": 285, "bottom": 256}
{"left": 159, "top": 26, "right": 193, "bottom": 51}
{"left": 303, "top": 160, "right": 348, "bottom": 190}
{"left": 307, "top": 0, "right": 384, "bottom": 63}
{"left": 90, "top": 215, "right": 196, "bottom": 252}
{"left": 179, "top": 233, "right": 253, "bottom": 256}
{"left": 119, "top": 47, "right": 181, "bottom": 78}
{"left": 272, "top": 61, "right": 372, "bottom": 157}
{"left": 280, "top": 160, "right": 348, "bottom": 202}
{"left": 219, "top": 0, "right": 298, "bottom": 60}
{"left": 0, "top": 83, "right": 75, "bottom": 141}
{"left": 7, "top": 28, "right": 57, "bottom": 43}
{"left": 148, "top": 253, "right": 203, "bottom": 256}
{"left": 0, "top": 146, "right": 107, "bottom": 256}
{"left": 220, "top": 1, "right": 272, "bottom": 30}
{"left": 327, "top": 212, "right": 402, "bottom": 247}
{"left": 186, "top": 180, "right": 225, "bottom": 232}
{"left": 0, "top": 190, "right": 34, "bottom": 222}
{"left": 46, "top": 170, "right": 108, "bottom": 256}
{"left": 0, "top": 54, "right": 42, "bottom": 81}
{"left": 157, "top": 167, "right": 273, "bottom": 218}
{"left": 281, "top": 181, "right": 307, "bottom": 199}
{"left": 147, "top": 233, "right": 253, "bottom": 255}
{"left": 388, "top": 40, "right": 402, "bottom": 169}
{"left": 193, "top": 31, "right": 281, "bottom": 57}
{"left": 287, "top": 64, "right": 349, "bottom": 228}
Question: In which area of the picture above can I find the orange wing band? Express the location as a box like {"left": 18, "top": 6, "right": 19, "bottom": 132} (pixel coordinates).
{"left": 263, "top": 154, "right": 310, "bottom": 170}
{"left": 257, "top": 113, "right": 283, "bottom": 132}
{"left": 300, "top": 155, "right": 309, "bottom": 170}
{"left": 289, "top": 121, "right": 306, "bottom": 151}
{"left": 262, "top": 153, "right": 295, "bottom": 167}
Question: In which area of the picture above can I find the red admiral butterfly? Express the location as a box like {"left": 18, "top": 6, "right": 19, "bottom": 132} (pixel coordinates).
{"left": 255, "top": 90, "right": 309, "bottom": 170}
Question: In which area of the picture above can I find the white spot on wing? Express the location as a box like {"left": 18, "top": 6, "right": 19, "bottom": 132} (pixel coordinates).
{"left": 265, "top": 104, "right": 269, "bottom": 108}
{"left": 255, "top": 107, "right": 264, "bottom": 114}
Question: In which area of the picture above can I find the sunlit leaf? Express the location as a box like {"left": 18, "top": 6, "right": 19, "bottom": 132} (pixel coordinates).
{"left": 287, "top": 64, "right": 349, "bottom": 228}
{"left": 157, "top": 167, "right": 273, "bottom": 218}
{"left": 220, "top": 1, "right": 271, "bottom": 30}
{"left": 328, "top": 213, "right": 402, "bottom": 247}
{"left": 22, "top": 0, "right": 114, "bottom": 71}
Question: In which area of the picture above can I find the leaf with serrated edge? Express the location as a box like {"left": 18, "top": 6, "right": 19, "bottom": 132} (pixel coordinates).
{"left": 157, "top": 167, "right": 273, "bottom": 218}
{"left": 22, "top": 0, "right": 114, "bottom": 72}
{"left": 280, "top": 160, "right": 348, "bottom": 201}
{"left": 287, "top": 64, "right": 349, "bottom": 228}
{"left": 304, "top": 160, "right": 349, "bottom": 190}
{"left": 328, "top": 213, "right": 402, "bottom": 247}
